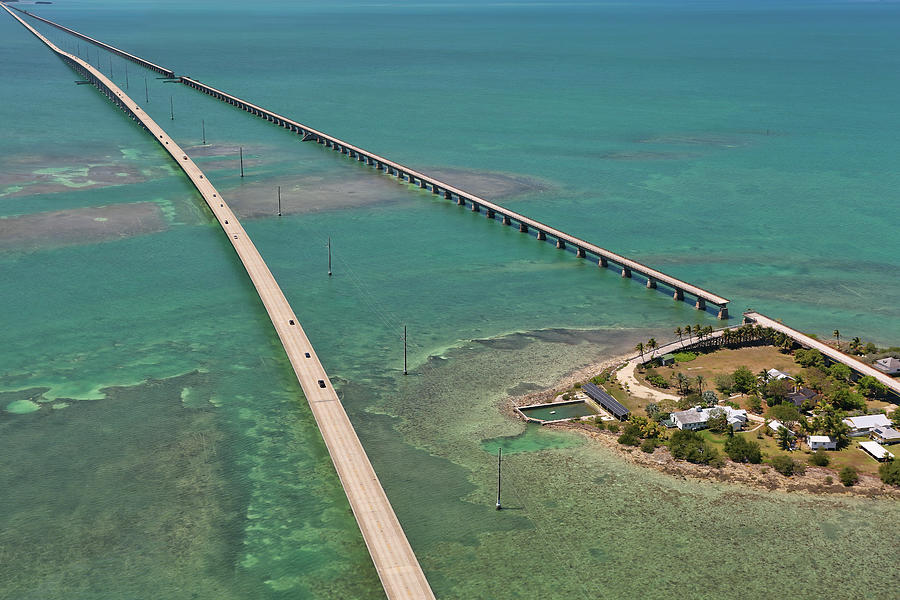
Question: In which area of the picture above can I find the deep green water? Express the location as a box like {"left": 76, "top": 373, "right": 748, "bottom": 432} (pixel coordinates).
{"left": 2, "top": 1, "right": 898, "bottom": 598}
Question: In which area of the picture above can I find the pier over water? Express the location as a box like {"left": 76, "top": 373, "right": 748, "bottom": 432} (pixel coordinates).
{"left": 2, "top": 4, "right": 435, "bottom": 599}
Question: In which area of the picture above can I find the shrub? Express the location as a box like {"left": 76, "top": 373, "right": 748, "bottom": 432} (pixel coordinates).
{"left": 878, "top": 459, "right": 900, "bottom": 486}
{"left": 702, "top": 390, "right": 718, "bottom": 406}
{"left": 715, "top": 374, "right": 734, "bottom": 395}
{"left": 839, "top": 466, "right": 859, "bottom": 487}
{"left": 795, "top": 348, "right": 826, "bottom": 370}
{"left": 824, "top": 476, "right": 833, "bottom": 485}
{"left": 724, "top": 435, "right": 762, "bottom": 464}
{"left": 646, "top": 373, "right": 669, "bottom": 389}
{"left": 770, "top": 455, "right": 799, "bottom": 476}
{"left": 809, "top": 449, "right": 830, "bottom": 467}
{"left": 748, "top": 397, "right": 762, "bottom": 413}
{"left": 617, "top": 432, "right": 640, "bottom": 446}
{"left": 668, "top": 430, "right": 720, "bottom": 465}
{"left": 640, "top": 438, "right": 659, "bottom": 454}
{"left": 606, "top": 422, "right": 620, "bottom": 433}
{"left": 673, "top": 352, "right": 697, "bottom": 362}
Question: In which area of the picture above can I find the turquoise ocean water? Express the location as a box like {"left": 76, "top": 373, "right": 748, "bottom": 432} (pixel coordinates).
{"left": 2, "top": 1, "right": 898, "bottom": 598}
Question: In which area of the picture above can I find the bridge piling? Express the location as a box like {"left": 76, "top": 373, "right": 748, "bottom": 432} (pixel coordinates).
{"left": 622, "top": 267, "right": 632, "bottom": 278}
{"left": 536, "top": 231, "right": 546, "bottom": 241}
{"left": 646, "top": 278, "right": 657, "bottom": 289}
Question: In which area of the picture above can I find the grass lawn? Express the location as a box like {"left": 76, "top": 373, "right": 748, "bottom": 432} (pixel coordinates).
{"left": 637, "top": 345, "right": 798, "bottom": 393}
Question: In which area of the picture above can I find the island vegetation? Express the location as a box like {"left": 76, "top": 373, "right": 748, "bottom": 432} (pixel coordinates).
{"left": 518, "top": 323, "right": 900, "bottom": 495}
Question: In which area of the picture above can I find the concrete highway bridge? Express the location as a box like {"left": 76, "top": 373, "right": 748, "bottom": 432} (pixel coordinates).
{"left": 2, "top": 4, "right": 435, "bottom": 598}
{"left": 10, "top": 4, "right": 731, "bottom": 320}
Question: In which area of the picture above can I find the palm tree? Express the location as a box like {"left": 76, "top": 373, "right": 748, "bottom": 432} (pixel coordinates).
{"left": 647, "top": 338, "right": 658, "bottom": 359}
{"left": 635, "top": 342, "right": 645, "bottom": 362}
{"left": 675, "top": 326, "right": 683, "bottom": 347}
{"left": 850, "top": 337, "right": 861, "bottom": 354}
{"left": 685, "top": 324, "right": 693, "bottom": 345}
{"left": 696, "top": 374, "right": 705, "bottom": 394}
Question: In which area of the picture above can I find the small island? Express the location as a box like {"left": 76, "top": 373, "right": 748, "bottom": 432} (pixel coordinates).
{"left": 512, "top": 317, "right": 900, "bottom": 496}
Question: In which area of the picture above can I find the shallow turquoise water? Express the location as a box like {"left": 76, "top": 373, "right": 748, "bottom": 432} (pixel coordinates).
{"left": 1, "top": 1, "right": 899, "bottom": 598}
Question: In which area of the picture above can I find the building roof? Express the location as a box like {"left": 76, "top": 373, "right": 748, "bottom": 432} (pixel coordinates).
{"left": 843, "top": 414, "right": 892, "bottom": 430}
{"left": 768, "top": 419, "right": 794, "bottom": 435}
{"left": 860, "top": 441, "right": 895, "bottom": 460}
{"left": 809, "top": 435, "right": 835, "bottom": 444}
{"left": 872, "top": 427, "right": 900, "bottom": 441}
{"left": 672, "top": 406, "right": 708, "bottom": 425}
{"left": 767, "top": 368, "right": 794, "bottom": 380}
{"left": 874, "top": 356, "right": 900, "bottom": 373}
{"left": 582, "top": 383, "right": 629, "bottom": 419}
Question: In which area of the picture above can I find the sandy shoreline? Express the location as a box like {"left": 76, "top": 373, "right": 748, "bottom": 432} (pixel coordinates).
{"left": 504, "top": 352, "right": 900, "bottom": 500}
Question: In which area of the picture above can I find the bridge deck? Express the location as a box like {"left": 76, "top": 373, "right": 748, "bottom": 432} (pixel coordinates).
{"left": 745, "top": 312, "right": 900, "bottom": 398}
{"left": 2, "top": 4, "right": 435, "bottom": 598}
{"left": 181, "top": 75, "right": 730, "bottom": 309}
{"left": 9, "top": 4, "right": 174, "bottom": 78}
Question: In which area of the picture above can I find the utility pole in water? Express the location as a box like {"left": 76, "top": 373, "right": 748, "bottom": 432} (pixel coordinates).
{"left": 327, "top": 237, "right": 332, "bottom": 277}
{"left": 201, "top": 119, "right": 206, "bottom": 145}
{"left": 124, "top": 64, "right": 129, "bottom": 89}
{"left": 277, "top": 186, "right": 282, "bottom": 216}
{"left": 144, "top": 76, "right": 149, "bottom": 103}
{"left": 403, "top": 325, "right": 408, "bottom": 375}
{"left": 496, "top": 448, "right": 503, "bottom": 510}
{"left": 239, "top": 146, "right": 244, "bottom": 178}
{"left": 170, "top": 96, "right": 174, "bottom": 120}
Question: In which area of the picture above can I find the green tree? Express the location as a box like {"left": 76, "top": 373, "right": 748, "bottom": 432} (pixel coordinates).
{"left": 856, "top": 376, "right": 888, "bottom": 399}
{"left": 635, "top": 342, "right": 645, "bottom": 362}
{"left": 770, "top": 455, "right": 798, "bottom": 476}
{"left": 647, "top": 338, "right": 658, "bottom": 358}
{"left": 879, "top": 459, "right": 900, "bottom": 486}
{"left": 828, "top": 386, "right": 865, "bottom": 411}
{"left": 764, "top": 379, "right": 792, "bottom": 406}
{"left": 839, "top": 466, "right": 859, "bottom": 487}
{"left": 776, "top": 425, "right": 794, "bottom": 450}
{"left": 818, "top": 404, "right": 851, "bottom": 449}
{"left": 809, "top": 449, "right": 830, "bottom": 467}
{"left": 829, "top": 363, "right": 852, "bottom": 383}
{"left": 724, "top": 435, "right": 762, "bottom": 464}
{"left": 706, "top": 408, "right": 730, "bottom": 433}
{"left": 668, "top": 430, "right": 719, "bottom": 465}
{"left": 675, "top": 326, "right": 684, "bottom": 347}
{"left": 731, "top": 366, "right": 756, "bottom": 394}
{"left": 645, "top": 403, "right": 660, "bottom": 419}
{"left": 715, "top": 373, "right": 734, "bottom": 395}
{"left": 640, "top": 438, "right": 659, "bottom": 453}
{"left": 768, "top": 402, "right": 801, "bottom": 427}
{"left": 701, "top": 390, "right": 718, "bottom": 407}
{"left": 795, "top": 349, "right": 826, "bottom": 370}
{"left": 696, "top": 375, "right": 705, "bottom": 395}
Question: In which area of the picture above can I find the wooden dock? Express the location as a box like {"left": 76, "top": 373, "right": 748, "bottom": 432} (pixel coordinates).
{"left": 2, "top": 4, "right": 435, "bottom": 598}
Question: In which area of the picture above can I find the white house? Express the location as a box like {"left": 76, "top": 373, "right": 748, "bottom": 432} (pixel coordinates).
{"left": 766, "top": 368, "right": 794, "bottom": 381}
{"left": 871, "top": 427, "right": 900, "bottom": 445}
{"left": 671, "top": 406, "right": 748, "bottom": 431}
{"left": 842, "top": 414, "right": 891, "bottom": 436}
{"left": 808, "top": 435, "right": 837, "bottom": 451}
{"left": 873, "top": 356, "right": 900, "bottom": 375}
{"left": 859, "top": 441, "right": 895, "bottom": 462}
{"left": 768, "top": 419, "right": 794, "bottom": 436}
{"left": 672, "top": 406, "right": 708, "bottom": 430}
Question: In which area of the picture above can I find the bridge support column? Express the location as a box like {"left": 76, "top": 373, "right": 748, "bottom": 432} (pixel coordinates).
{"left": 486, "top": 209, "right": 495, "bottom": 218}
{"left": 717, "top": 307, "right": 729, "bottom": 320}
{"left": 471, "top": 202, "right": 480, "bottom": 213}
{"left": 420, "top": 180, "right": 427, "bottom": 189}
{"left": 556, "top": 239, "right": 566, "bottom": 249}
{"left": 646, "top": 278, "right": 657, "bottom": 289}
{"left": 673, "top": 289, "right": 684, "bottom": 301}
{"left": 502, "top": 215, "right": 511, "bottom": 226}
{"left": 576, "top": 247, "right": 586, "bottom": 258}
{"left": 537, "top": 231, "right": 547, "bottom": 241}
{"left": 519, "top": 223, "right": 528, "bottom": 233}
{"left": 622, "top": 268, "right": 632, "bottom": 278}
{"left": 445, "top": 191, "right": 453, "bottom": 200}
{"left": 457, "top": 196, "right": 465, "bottom": 206}
{"left": 695, "top": 298, "right": 706, "bottom": 310}
{"left": 598, "top": 257, "right": 608, "bottom": 268}
{"left": 432, "top": 185, "right": 440, "bottom": 194}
